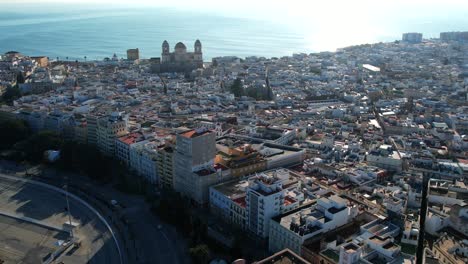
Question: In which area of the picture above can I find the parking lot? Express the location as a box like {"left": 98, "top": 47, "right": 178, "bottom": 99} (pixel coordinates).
{"left": 0, "top": 214, "right": 68, "bottom": 264}
{"left": 0, "top": 174, "right": 121, "bottom": 264}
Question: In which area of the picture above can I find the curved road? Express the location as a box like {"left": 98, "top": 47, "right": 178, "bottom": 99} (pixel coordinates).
{"left": 0, "top": 173, "right": 123, "bottom": 264}
{"left": 0, "top": 164, "right": 190, "bottom": 264}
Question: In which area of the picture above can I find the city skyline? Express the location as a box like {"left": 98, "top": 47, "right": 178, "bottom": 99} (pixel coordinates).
{"left": 0, "top": 1, "right": 467, "bottom": 264}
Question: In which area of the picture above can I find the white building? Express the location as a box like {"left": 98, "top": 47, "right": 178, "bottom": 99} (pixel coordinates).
{"left": 339, "top": 243, "right": 362, "bottom": 264}
{"left": 43, "top": 110, "right": 72, "bottom": 134}
{"left": 129, "top": 140, "right": 161, "bottom": 185}
{"left": 259, "top": 145, "right": 305, "bottom": 169}
{"left": 246, "top": 169, "right": 301, "bottom": 238}
{"left": 210, "top": 179, "right": 249, "bottom": 229}
{"left": 269, "top": 195, "right": 358, "bottom": 254}
{"left": 401, "top": 221, "right": 419, "bottom": 246}
{"left": 366, "top": 145, "right": 402, "bottom": 172}
{"left": 425, "top": 204, "right": 468, "bottom": 237}
{"left": 115, "top": 132, "right": 144, "bottom": 165}
{"left": 402, "top": 33, "right": 423, "bottom": 43}
{"left": 210, "top": 168, "right": 303, "bottom": 235}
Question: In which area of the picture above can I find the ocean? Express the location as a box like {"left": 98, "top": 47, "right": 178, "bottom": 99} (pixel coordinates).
{"left": 0, "top": 6, "right": 467, "bottom": 61}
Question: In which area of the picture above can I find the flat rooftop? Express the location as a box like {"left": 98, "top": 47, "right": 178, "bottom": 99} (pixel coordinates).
{"left": 212, "top": 179, "right": 249, "bottom": 199}
{"left": 362, "top": 64, "right": 381, "bottom": 72}
{"left": 255, "top": 248, "right": 311, "bottom": 264}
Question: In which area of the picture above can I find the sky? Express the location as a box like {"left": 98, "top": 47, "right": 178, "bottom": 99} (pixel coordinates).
{"left": 2, "top": 1, "right": 468, "bottom": 27}
{"left": 3, "top": 0, "right": 467, "bottom": 27}
{"left": 3, "top": 0, "right": 468, "bottom": 17}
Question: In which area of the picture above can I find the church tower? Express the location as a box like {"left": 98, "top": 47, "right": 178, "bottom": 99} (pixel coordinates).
{"left": 162, "top": 40, "right": 170, "bottom": 63}
{"left": 194, "top": 39, "right": 203, "bottom": 64}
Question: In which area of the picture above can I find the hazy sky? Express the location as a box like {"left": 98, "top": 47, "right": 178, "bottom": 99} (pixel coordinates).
{"left": 3, "top": 0, "right": 468, "bottom": 16}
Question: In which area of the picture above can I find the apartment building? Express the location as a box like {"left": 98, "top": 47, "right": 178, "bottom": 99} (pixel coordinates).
{"left": 129, "top": 140, "right": 160, "bottom": 185}
{"left": 269, "top": 195, "right": 358, "bottom": 254}
{"left": 157, "top": 145, "right": 175, "bottom": 189}
{"left": 174, "top": 128, "right": 231, "bottom": 204}
{"left": 96, "top": 112, "right": 128, "bottom": 156}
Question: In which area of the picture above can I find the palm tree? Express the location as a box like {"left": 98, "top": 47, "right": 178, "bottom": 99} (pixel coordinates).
{"left": 84, "top": 56, "right": 87, "bottom": 62}
{"left": 56, "top": 56, "right": 59, "bottom": 62}
{"left": 66, "top": 56, "right": 69, "bottom": 61}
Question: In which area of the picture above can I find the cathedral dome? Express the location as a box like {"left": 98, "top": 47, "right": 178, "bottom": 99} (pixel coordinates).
{"left": 175, "top": 42, "right": 187, "bottom": 50}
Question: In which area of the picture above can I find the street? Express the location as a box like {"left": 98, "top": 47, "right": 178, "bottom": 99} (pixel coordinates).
{"left": 0, "top": 161, "right": 190, "bottom": 264}
{"left": 0, "top": 174, "right": 120, "bottom": 263}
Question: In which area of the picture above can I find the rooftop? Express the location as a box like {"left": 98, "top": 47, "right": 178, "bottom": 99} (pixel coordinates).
{"left": 180, "top": 129, "right": 212, "bottom": 138}
{"left": 118, "top": 132, "right": 143, "bottom": 145}
{"left": 194, "top": 168, "right": 216, "bottom": 176}
{"left": 321, "top": 248, "right": 340, "bottom": 262}
{"left": 213, "top": 179, "right": 249, "bottom": 198}
{"left": 434, "top": 234, "right": 468, "bottom": 264}
{"left": 255, "top": 248, "right": 311, "bottom": 264}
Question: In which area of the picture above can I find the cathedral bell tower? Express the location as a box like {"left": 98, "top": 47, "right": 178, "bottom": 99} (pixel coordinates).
{"left": 194, "top": 39, "right": 203, "bottom": 65}
{"left": 162, "top": 40, "right": 170, "bottom": 63}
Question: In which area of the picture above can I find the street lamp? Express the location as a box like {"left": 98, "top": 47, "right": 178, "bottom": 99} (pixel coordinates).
{"left": 63, "top": 178, "right": 74, "bottom": 239}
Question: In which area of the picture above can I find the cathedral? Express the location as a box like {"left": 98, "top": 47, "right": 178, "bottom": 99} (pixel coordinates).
{"left": 153, "top": 40, "right": 203, "bottom": 73}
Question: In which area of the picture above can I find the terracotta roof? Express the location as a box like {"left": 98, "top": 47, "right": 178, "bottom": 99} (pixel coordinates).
{"left": 118, "top": 133, "right": 143, "bottom": 145}
{"left": 181, "top": 130, "right": 197, "bottom": 138}
{"left": 180, "top": 129, "right": 211, "bottom": 138}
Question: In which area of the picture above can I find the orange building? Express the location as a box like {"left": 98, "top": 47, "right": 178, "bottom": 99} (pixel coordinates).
{"left": 31, "top": 56, "right": 49, "bottom": 67}
{"left": 216, "top": 144, "right": 267, "bottom": 178}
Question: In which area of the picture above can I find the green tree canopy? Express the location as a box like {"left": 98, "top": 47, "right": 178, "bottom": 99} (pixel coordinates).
{"left": 230, "top": 78, "right": 244, "bottom": 97}
{"left": 0, "top": 119, "right": 31, "bottom": 150}
{"left": 59, "top": 141, "right": 112, "bottom": 181}
{"left": 16, "top": 71, "right": 25, "bottom": 84}
{"left": 189, "top": 244, "right": 210, "bottom": 264}
{"left": 15, "top": 131, "right": 63, "bottom": 162}
{"left": 2, "top": 85, "right": 21, "bottom": 103}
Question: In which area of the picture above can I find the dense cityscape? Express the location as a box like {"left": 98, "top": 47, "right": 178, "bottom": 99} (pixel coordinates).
{"left": 0, "top": 30, "right": 467, "bottom": 264}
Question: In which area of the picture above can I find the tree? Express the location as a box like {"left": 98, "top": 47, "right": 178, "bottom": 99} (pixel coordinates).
{"left": 16, "top": 71, "right": 25, "bottom": 84}
{"left": 2, "top": 85, "right": 21, "bottom": 103}
{"left": 58, "top": 141, "right": 113, "bottom": 181}
{"left": 230, "top": 78, "right": 244, "bottom": 97}
{"left": 15, "top": 131, "right": 63, "bottom": 162}
{"left": 249, "top": 88, "right": 257, "bottom": 99}
{"left": 0, "top": 119, "right": 31, "bottom": 150}
{"left": 189, "top": 244, "right": 210, "bottom": 264}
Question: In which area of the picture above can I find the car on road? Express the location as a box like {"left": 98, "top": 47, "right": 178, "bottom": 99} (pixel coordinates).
{"left": 110, "top": 199, "right": 124, "bottom": 212}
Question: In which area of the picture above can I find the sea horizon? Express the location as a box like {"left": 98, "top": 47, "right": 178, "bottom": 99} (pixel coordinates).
{"left": 1, "top": 4, "right": 467, "bottom": 61}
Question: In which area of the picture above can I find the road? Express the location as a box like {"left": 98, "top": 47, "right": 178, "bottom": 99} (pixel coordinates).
{"left": 0, "top": 161, "right": 190, "bottom": 264}
{"left": 38, "top": 168, "right": 190, "bottom": 264}
{"left": 0, "top": 174, "right": 121, "bottom": 264}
